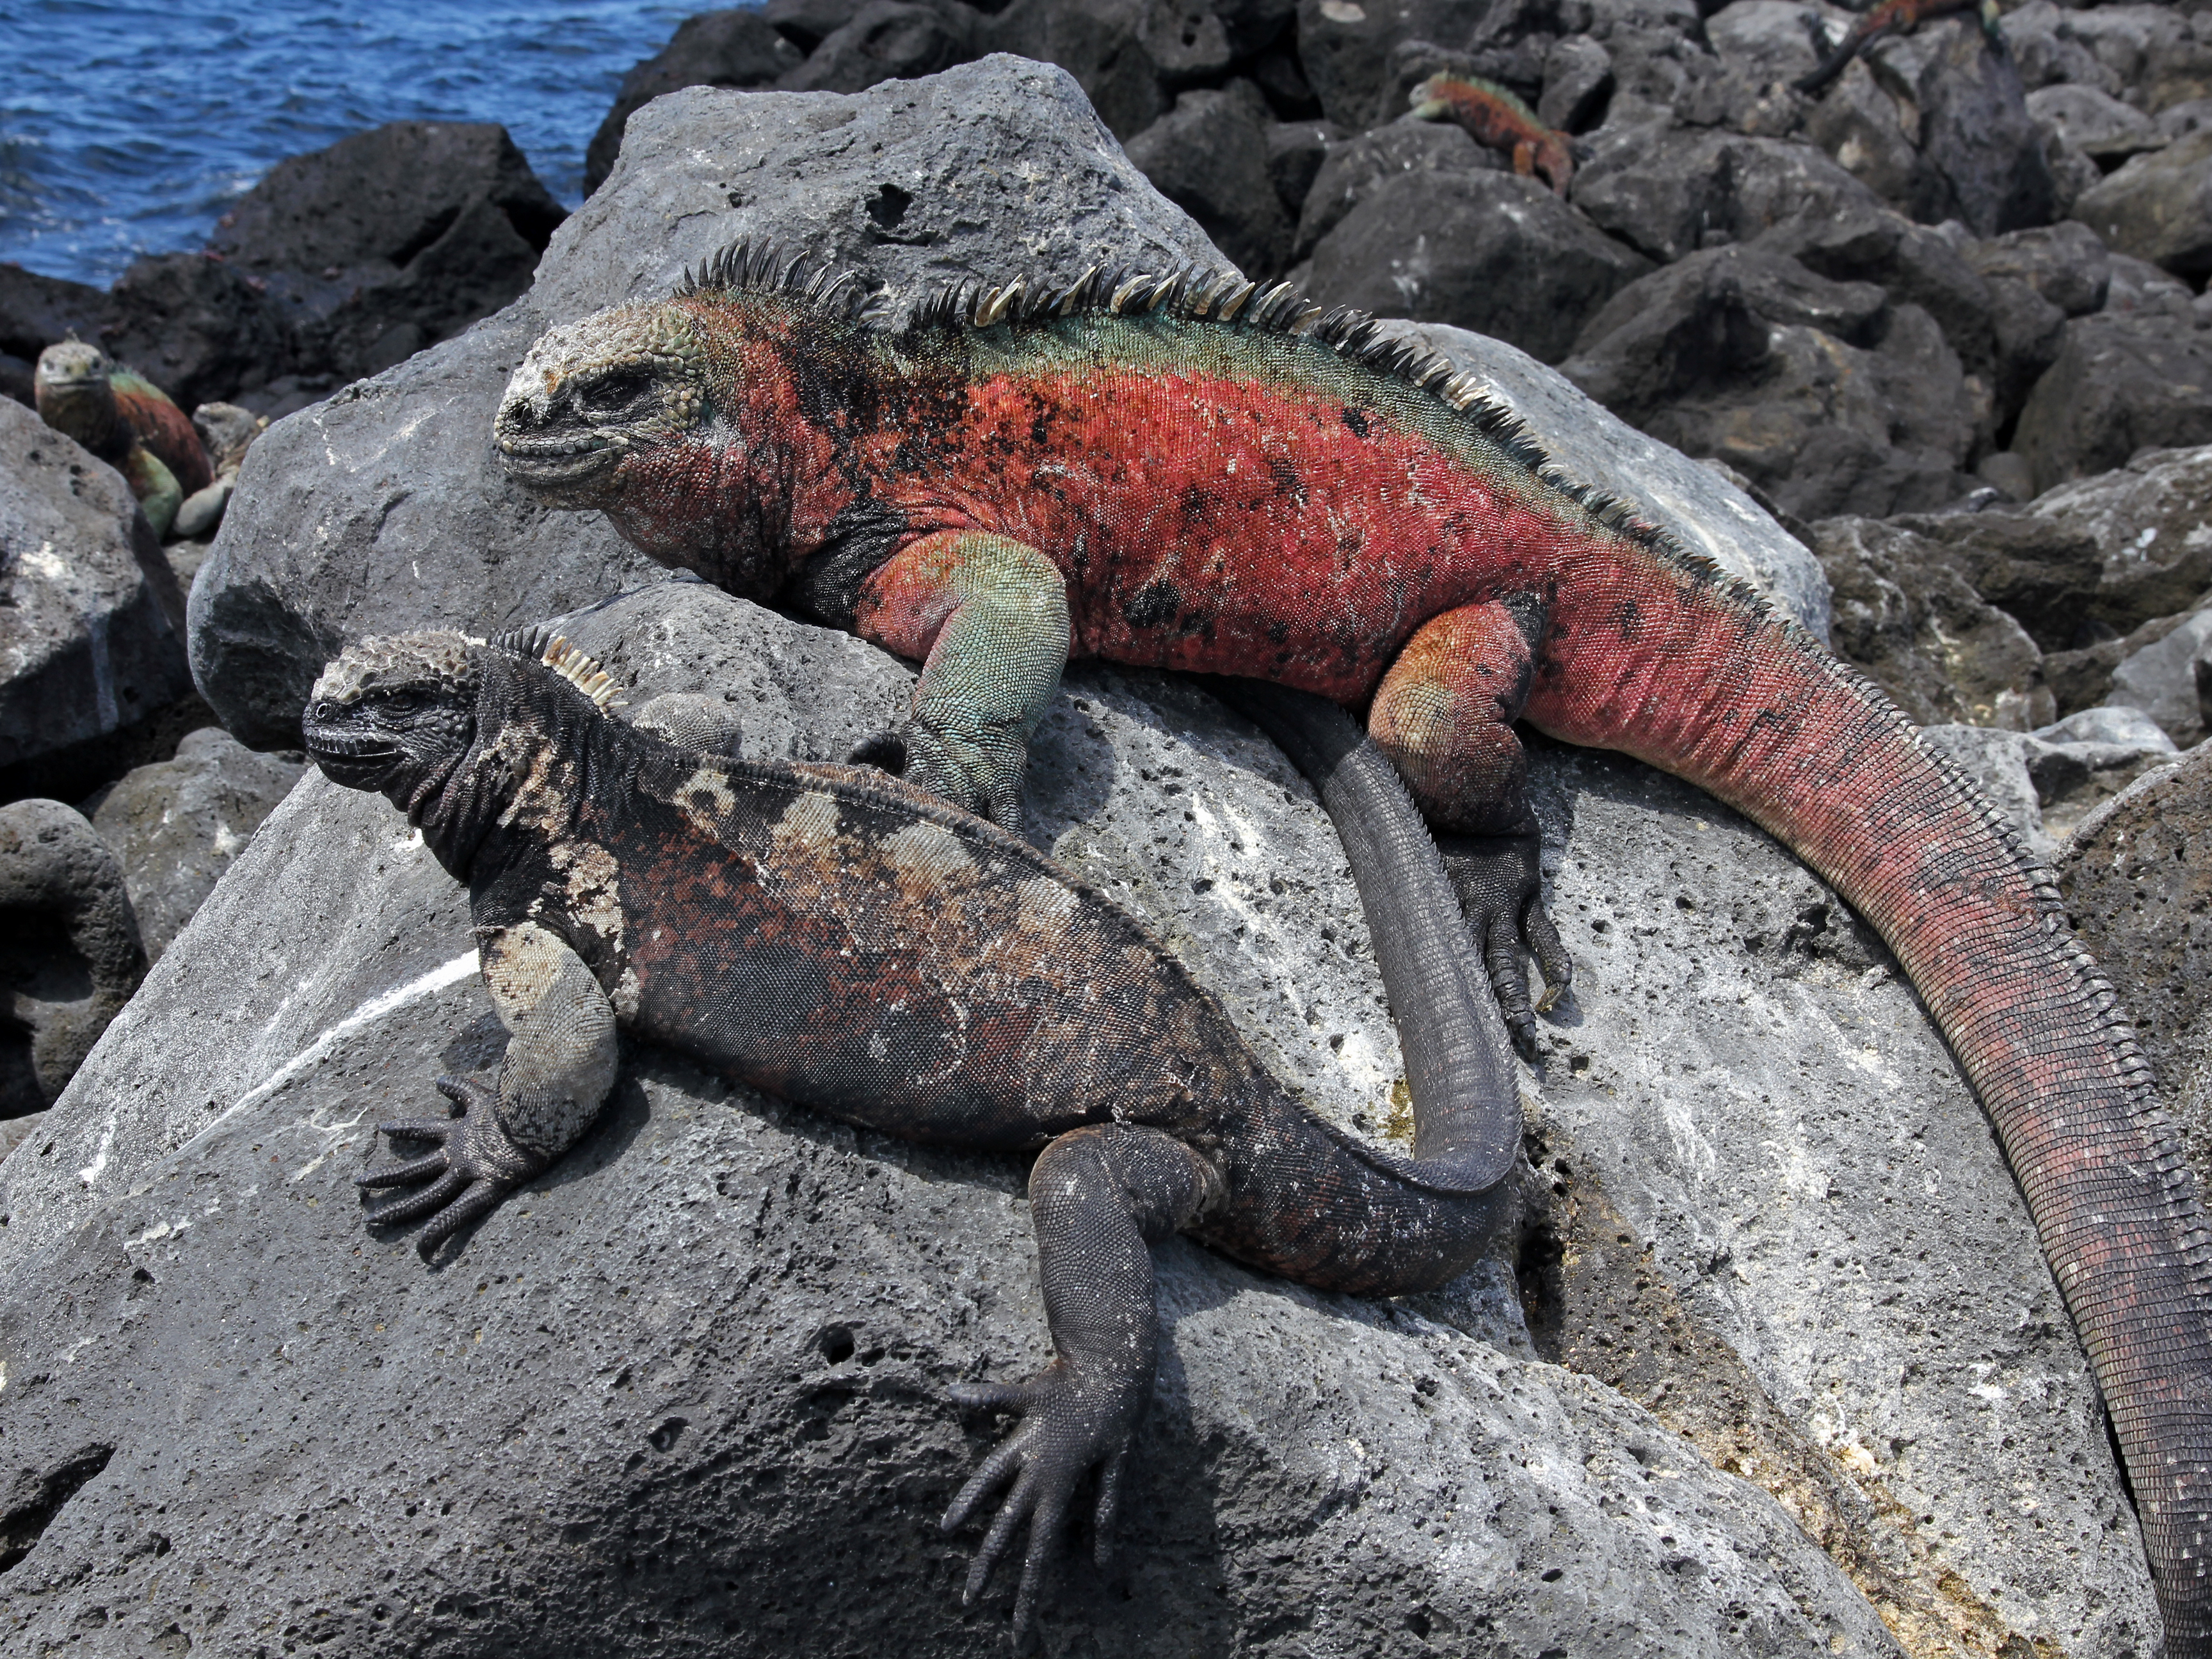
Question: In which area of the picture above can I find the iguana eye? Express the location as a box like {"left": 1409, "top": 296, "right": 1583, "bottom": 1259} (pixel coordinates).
{"left": 583, "top": 369, "right": 655, "bottom": 411}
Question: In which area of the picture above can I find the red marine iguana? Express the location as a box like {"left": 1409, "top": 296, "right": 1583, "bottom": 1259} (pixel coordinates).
{"left": 1793, "top": 0, "right": 2005, "bottom": 96}
{"left": 490, "top": 245, "right": 2212, "bottom": 1644}
{"left": 33, "top": 339, "right": 212, "bottom": 540}
{"left": 303, "top": 626, "right": 1518, "bottom": 1633}
{"left": 1408, "top": 73, "right": 1576, "bottom": 196}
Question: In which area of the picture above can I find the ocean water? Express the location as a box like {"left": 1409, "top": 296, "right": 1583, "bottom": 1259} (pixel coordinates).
{"left": 0, "top": 0, "right": 705, "bottom": 287}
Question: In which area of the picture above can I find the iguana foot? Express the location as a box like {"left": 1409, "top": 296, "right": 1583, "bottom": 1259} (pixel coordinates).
{"left": 847, "top": 719, "right": 1029, "bottom": 838}
{"left": 941, "top": 1360, "right": 1141, "bottom": 1633}
{"left": 356, "top": 1073, "right": 545, "bottom": 1260}
{"left": 1438, "top": 831, "right": 1571, "bottom": 1057}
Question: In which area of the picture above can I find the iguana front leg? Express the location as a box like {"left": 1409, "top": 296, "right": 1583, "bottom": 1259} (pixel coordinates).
{"left": 848, "top": 529, "right": 1071, "bottom": 836}
{"left": 120, "top": 445, "right": 182, "bottom": 540}
{"left": 943, "top": 1123, "right": 1217, "bottom": 1633}
{"left": 357, "top": 921, "right": 618, "bottom": 1259}
{"left": 1368, "top": 598, "right": 1573, "bottom": 1054}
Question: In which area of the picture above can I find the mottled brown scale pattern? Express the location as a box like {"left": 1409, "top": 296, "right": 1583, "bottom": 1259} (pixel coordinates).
{"left": 309, "top": 635, "right": 1514, "bottom": 1633}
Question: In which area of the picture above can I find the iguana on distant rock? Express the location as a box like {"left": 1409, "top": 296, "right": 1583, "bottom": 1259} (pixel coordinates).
{"left": 492, "top": 246, "right": 2212, "bottom": 1646}
{"left": 1793, "top": 0, "right": 2005, "bottom": 96}
{"left": 1408, "top": 73, "right": 1575, "bottom": 196}
{"left": 33, "top": 339, "right": 212, "bottom": 540}
{"left": 303, "top": 626, "right": 1518, "bottom": 1633}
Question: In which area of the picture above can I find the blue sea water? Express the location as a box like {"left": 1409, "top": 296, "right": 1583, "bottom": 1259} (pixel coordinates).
{"left": 0, "top": 0, "right": 705, "bottom": 287}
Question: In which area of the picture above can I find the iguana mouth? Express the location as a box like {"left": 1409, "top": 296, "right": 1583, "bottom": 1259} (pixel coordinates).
{"left": 302, "top": 725, "right": 401, "bottom": 783}
{"left": 497, "top": 433, "right": 623, "bottom": 489}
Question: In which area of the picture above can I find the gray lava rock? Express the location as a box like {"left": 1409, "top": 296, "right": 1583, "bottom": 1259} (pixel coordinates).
{"left": 1126, "top": 84, "right": 1295, "bottom": 276}
{"left": 2028, "top": 81, "right": 2164, "bottom": 166}
{"left": 0, "top": 397, "right": 193, "bottom": 778}
{"left": 2021, "top": 703, "right": 2179, "bottom": 844}
{"left": 207, "top": 122, "right": 568, "bottom": 385}
{"left": 0, "top": 253, "right": 289, "bottom": 413}
{"left": 1704, "top": 0, "right": 1818, "bottom": 95}
{"left": 82, "top": 726, "right": 307, "bottom": 961}
{"left": 1571, "top": 124, "right": 1886, "bottom": 268}
{"left": 1539, "top": 33, "right": 1614, "bottom": 132}
{"left": 0, "top": 798, "right": 145, "bottom": 1119}
{"left": 1749, "top": 202, "right": 1997, "bottom": 385}
{"left": 780, "top": 0, "right": 984, "bottom": 95}
{"left": 583, "top": 10, "right": 803, "bottom": 194}
{"left": 1260, "top": 116, "right": 1342, "bottom": 214}
{"left": 1292, "top": 117, "right": 1500, "bottom": 262}
{"left": 1806, "top": 515, "right": 2054, "bottom": 730}
{"left": 1291, "top": 0, "right": 1487, "bottom": 132}
{"left": 2072, "top": 126, "right": 2212, "bottom": 281}
{"left": 2105, "top": 606, "right": 2212, "bottom": 748}
{"left": 2062, "top": 742, "right": 2212, "bottom": 1167}
{"left": 1871, "top": 507, "right": 2101, "bottom": 652}
{"left": 1881, "top": 17, "right": 2056, "bottom": 236}
{"left": 0, "top": 574, "right": 2153, "bottom": 1653}
{"left": 1802, "top": 59, "right": 1927, "bottom": 211}
{"left": 986, "top": 0, "right": 1235, "bottom": 139}
{"left": 1560, "top": 248, "right": 1978, "bottom": 521}
{"left": 2014, "top": 312, "right": 2212, "bottom": 495}
{"left": 1304, "top": 169, "right": 1653, "bottom": 365}
{"left": 1962, "top": 218, "right": 2112, "bottom": 319}
{"left": 2028, "top": 444, "right": 2212, "bottom": 632}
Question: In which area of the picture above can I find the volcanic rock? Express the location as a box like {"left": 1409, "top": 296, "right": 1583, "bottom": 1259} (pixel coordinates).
{"left": 0, "top": 398, "right": 193, "bottom": 785}
{"left": 83, "top": 726, "right": 307, "bottom": 961}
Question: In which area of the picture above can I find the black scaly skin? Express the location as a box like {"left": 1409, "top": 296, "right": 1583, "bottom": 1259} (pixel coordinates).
{"left": 303, "top": 630, "right": 1518, "bottom": 1634}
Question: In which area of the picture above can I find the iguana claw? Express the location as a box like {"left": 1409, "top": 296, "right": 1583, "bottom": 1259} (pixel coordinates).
{"left": 942, "top": 1361, "right": 1141, "bottom": 1635}
{"left": 357, "top": 1073, "right": 545, "bottom": 1260}
{"left": 1439, "top": 831, "right": 1571, "bottom": 1056}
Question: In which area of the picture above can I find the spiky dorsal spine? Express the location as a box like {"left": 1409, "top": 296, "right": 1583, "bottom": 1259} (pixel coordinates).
{"left": 666, "top": 239, "right": 1777, "bottom": 628}
{"left": 490, "top": 625, "right": 626, "bottom": 710}
{"left": 673, "top": 238, "right": 869, "bottom": 319}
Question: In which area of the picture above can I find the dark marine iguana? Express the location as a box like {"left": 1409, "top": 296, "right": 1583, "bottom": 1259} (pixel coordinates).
{"left": 34, "top": 339, "right": 212, "bottom": 540}
{"left": 1793, "top": 0, "right": 2005, "bottom": 96}
{"left": 490, "top": 245, "right": 2212, "bottom": 1646}
{"left": 306, "top": 625, "right": 1517, "bottom": 1633}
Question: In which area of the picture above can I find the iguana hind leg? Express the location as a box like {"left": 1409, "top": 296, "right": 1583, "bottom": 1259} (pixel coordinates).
{"left": 358, "top": 921, "right": 618, "bottom": 1260}
{"left": 1368, "top": 598, "right": 1572, "bottom": 1054}
{"left": 943, "top": 1123, "right": 1217, "bottom": 1634}
{"left": 848, "top": 529, "right": 1071, "bottom": 837}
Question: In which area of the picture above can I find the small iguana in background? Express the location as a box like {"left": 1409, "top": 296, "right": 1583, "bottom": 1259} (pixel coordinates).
{"left": 33, "top": 338, "right": 212, "bottom": 540}
{"left": 303, "top": 625, "right": 1518, "bottom": 1633}
{"left": 491, "top": 245, "right": 2212, "bottom": 1646}
{"left": 1408, "top": 73, "right": 1576, "bottom": 196}
{"left": 1793, "top": 0, "right": 2005, "bottom": 96}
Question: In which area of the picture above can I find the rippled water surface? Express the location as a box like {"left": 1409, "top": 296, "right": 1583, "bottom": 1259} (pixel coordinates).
{"left": 1, "top": 0, "right": 701, "bottom": 285}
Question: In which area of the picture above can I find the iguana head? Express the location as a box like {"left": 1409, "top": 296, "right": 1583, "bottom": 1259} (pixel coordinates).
{"left": 35, "top": 338, "right": 122, "bottom": 454}
{"left": 493, "top": 296, "right": 821, "bottom": 597}
{"left": 304, "top": 632, "right": 483, "bottom": 799}
{"left": 495, "top": 246, "right": 869, "bottom": 598}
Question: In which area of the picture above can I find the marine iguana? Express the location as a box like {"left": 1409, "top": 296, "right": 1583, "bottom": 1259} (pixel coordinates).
{"left": 306, "top": 625, "right": 1518, "bottom": 1634}
{"left": 33, "top": 339, "right": 212, "bottom": 540}
{"left": 1408, "top": 74, "right": 1576, "bottom": 196}
{"left": 1793, "top": 0, "right": 2005, "bottom": 96}
{"left": 490, "top": 246, "right": 2212, "bottom": 1645}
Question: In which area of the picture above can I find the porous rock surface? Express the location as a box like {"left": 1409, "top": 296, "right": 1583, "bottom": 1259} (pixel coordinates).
{"left": 0, "top": 397, "right": 193, "bottom": 776}
{"left": 83, "top": 726, "right": 308, "bottom": 961}
{"left": 191, "top": 54, "right": 1829, "bottom": 756}
{"left": 0, "top": 576, "right": 2153, "bottom": 1653}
